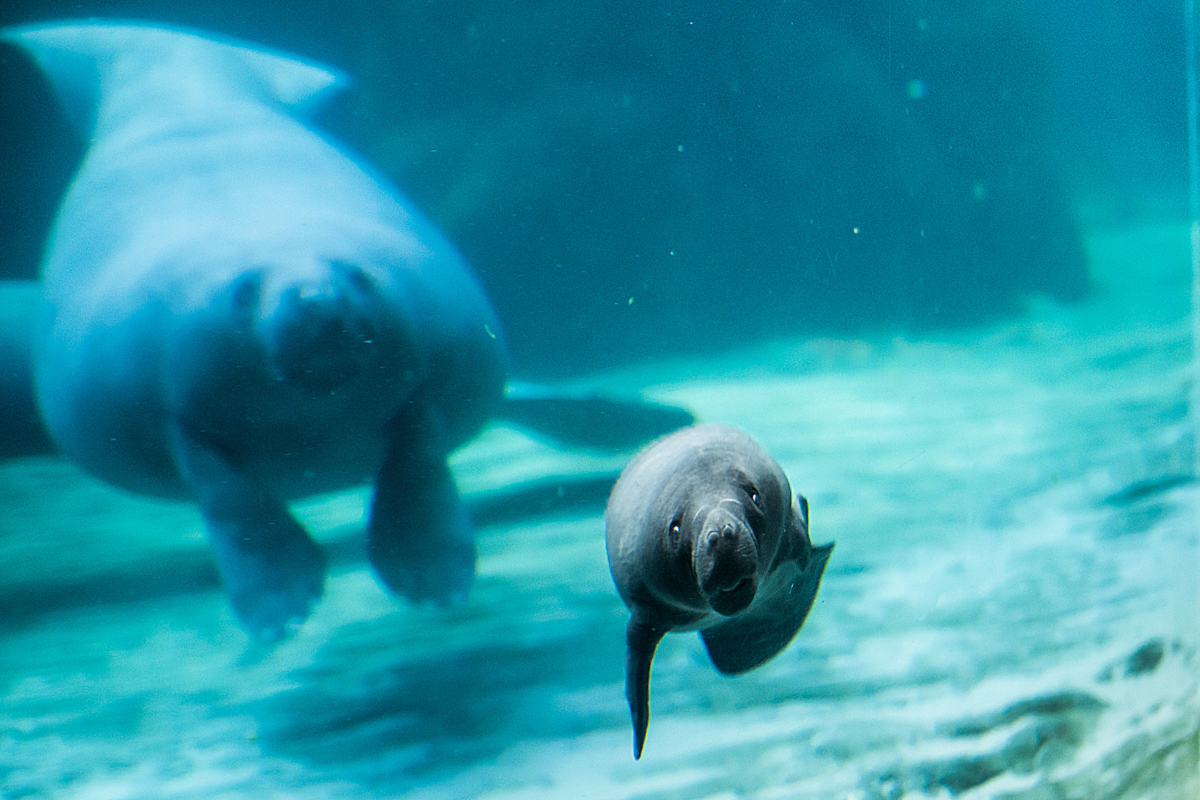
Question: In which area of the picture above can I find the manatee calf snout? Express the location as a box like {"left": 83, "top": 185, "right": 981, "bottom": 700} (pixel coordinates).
{"left": 696, "top": 508, "right": 758, "bottom": 615}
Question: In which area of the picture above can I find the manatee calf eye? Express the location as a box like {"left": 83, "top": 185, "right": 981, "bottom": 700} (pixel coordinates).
{"left": 743, "top": 484, "right": 760, "bottom": 508}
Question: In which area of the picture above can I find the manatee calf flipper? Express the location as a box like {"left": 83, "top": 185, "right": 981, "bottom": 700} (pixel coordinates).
{"left": 625, "top": 615, "right": 668, "bottom": 759}
{"left": 499, "top": 382, "right": 695, "bottom": 451}
{"left": 701, "top": 542, "right": 834, "bottom": 675}
{"left": 368, "top": 432, "right": 475, "bottom": 605}
{"left": 171, "top": 425, "right": 327, "bottom": 641}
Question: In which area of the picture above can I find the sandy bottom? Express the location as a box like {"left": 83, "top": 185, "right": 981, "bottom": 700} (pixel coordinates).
{"left": 1, "top": 223, "right": 1198, "bottom": 799}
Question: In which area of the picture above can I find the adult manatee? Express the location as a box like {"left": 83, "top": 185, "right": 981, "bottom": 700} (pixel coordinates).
{"left": 3, "top": 20, "right": 691, "bottom": 641}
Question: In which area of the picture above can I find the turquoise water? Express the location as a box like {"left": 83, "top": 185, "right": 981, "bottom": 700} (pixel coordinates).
{"left": 0, "top": 4, "right": 1197, "bottom": 797}
{"left": 1, "top": 224, "right": 1196, "bottom": 798}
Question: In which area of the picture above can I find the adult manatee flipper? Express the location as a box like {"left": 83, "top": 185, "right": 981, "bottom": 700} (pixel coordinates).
{"left": 367, "top": 407, "right": 476, "bottom": 605}
{"left": 171, "top": 424, "right": 327, "bottom": 641}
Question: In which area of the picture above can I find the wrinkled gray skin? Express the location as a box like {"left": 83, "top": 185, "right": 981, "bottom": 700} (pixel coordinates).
{"left": 606, "top": 424, "right": 834, "bottom": 758}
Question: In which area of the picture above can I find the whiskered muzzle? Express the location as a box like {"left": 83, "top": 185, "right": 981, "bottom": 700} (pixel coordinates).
{"left": 263, "top": 266, "right": 384, "bottom": 393}
{"left": 695, "top": 506, "right": 759, "bottom": 615}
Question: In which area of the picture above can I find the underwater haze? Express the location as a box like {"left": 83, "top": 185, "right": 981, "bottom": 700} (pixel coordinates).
{"left": 1, "top": 1, "right": 1198, "bottom": 798}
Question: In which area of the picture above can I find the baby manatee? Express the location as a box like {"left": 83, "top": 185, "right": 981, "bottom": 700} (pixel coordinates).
{"left": 606, "top": 424, "right": 834, "bottom": 758}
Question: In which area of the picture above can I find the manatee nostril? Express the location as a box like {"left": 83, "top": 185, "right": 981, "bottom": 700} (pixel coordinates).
{"left": 231, "top": 273, "right": 261, "bottom": 313}
{"left": 705, "top": 524, "right": 743, "bottom": 551}
{"left": 331, "top": 260, "right": 375, "bottom": 294}
{"left": 268, "top": 282, "right": 381, "bottom": 392}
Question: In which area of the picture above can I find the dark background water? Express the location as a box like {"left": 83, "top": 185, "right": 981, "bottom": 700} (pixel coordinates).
{"left": 0, "top": 0, "right": 1185, "bottom": 376}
